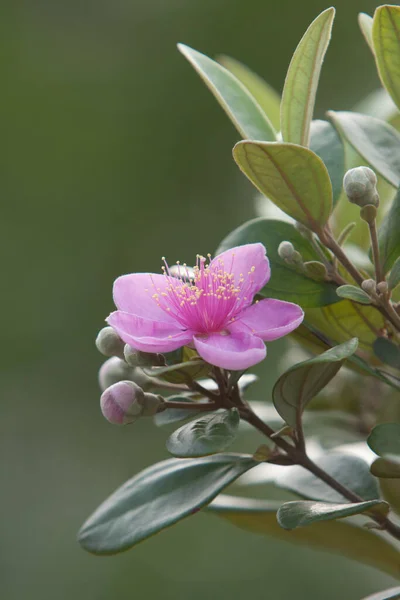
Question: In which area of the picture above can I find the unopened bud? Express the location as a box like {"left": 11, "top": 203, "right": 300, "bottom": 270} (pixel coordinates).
{"left": 138, "top": 393, "right": 165, "bottom": 416}
{"left": 100, "top": 381, "right": 145, "bottom": 424}
{"left": 278, "top": 241, "right": 295, "bottom": 260}
{"left": 291, "top": 250, "right": 304, "bottom": 266}
{"left": 377, "top": 281, "right": 389, "bottom": 294}
{"left": 98, "top": 357, "right": 153, "bottom": 392}
{"left": 343, "top": 167, "right": 379, "bottom": 208}
{"left": 96, "top": 327, "right": 125, "bottom": 359}
{"left": 124, "top": 345, "right": 165, "bottom": 368}
{"left": 361, "top": 279, "right": 376, "bottom": 295}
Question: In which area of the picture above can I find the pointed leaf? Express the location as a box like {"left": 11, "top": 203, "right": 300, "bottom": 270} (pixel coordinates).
{"left": 166, "top": 409, "right": 240, "bottom": 457}
{"left": 310, "top": 119, "right": 344, "bottom": 207}
{"left": 336, "top": 285, "right": 372, "bottom": 304}
{"left": 233, "top": 141, "right": 332, "bottom": 229}
{"left": 281, "top": 8, "right": 335, "bottom": 147}
{"left": 277, "top": 499, "right": 389, "bottom": 530}
{"left": 368, "top": 422, "right": 400, "bottom": 457}
{"left": 273, "top": 338, "right": 358, "bottom": 427}
{"left": 328, "top": 111, "right": 400, "bottom": 187}
{"left": 178, "top": 44, "right": 276, "bottom": 141}
{"left": 378, "top": 186, "right": 400, "bottom": 273}
{"left": 209, "top": 494, "right": 400, "bottom": 579}
{"left": 217, "top": 55, "right": 281, "bottom": 130}
{"left": 216, "top": 218, "right": 340, "bottom": 307}
{"left": 373, "top": 6, "right": 400, "bottom": 112}
{"left": 359, "top": 13, "right": 374, "bottom": 52}
{"left": 389, "top": 257, "right": 400, "bottom": 290}
{"left": 360, "top": 587, "right": 400, "bottom": 600}
{"left": 373, "top": 338, "right": 400, "bottom": 370}
{"left": 371, "top": 457, "right": 400, "bottom": 479}
{"left": 78, "top": 453, "right": 257, "bottom": 554}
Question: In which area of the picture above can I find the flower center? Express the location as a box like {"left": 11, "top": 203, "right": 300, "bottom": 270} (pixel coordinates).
{"left": 150, "top": 254, "right": 256, "bottom": 333}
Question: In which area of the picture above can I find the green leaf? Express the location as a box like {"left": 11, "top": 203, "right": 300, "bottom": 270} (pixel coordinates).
{"left": 217, "top": 55, "right": 281, "bottom": 130}
{"left": 273, "top": 338, "right": 358, "bottom": 427}
{"left": 336, "top": 285, "right": 372, "bottom": 304}
{"left": 281, "top": 8, "right": 335, "bottom": 147}
{"left": 209, "top": 495, "right": 400, "bottom": 579}
{"left": 216, "top": 218, "right": 340, "bottom": 307}
{"left": 360, "top": 587, "right": 400, "bottom": 600}
{"left": 373, "top": 5, "right": 400, "bottom": 112}
{"left": 233, "top": 142, "right": 332, "bottom": 229}
{"left": 166, "top": 409, "right": 240, "bottom": 457}
{"left": 373, "top": 338, "right": 400, "bottom": 370}
{"left": 358, "top": 13, "right": 374, "bottom": 52}
{"left": 328, "top": 111, "right": 400, "bottom": 188}
{"left": 310, "top": 119, "right": 344, "bottom": 207}
{"left": 78, "top": 453, "right": 257, "bottom": 555}
{"left": 276, "top": 452, "right": 380, "bottom": 503}
{"left": 144, "top": 359, "right": 210, "bottom": 384}
{"left": 178, "top": 44, "right": 276, "bottom": 141}
{"left": 277, "top": 499, "right": 389, "bottom": 530}
{"left": 154, "top": 396, "right": 204, "bottom": 427}
{"left": 371, "top": 457, "right": 400, "bottom": 479}
{"left": 389, "top": 257, "right": 400, "bottom": 290}
{"left": 368, "top": 422, "right": 400, "bottom": 457}
{"left": 378, "top": 187, "right": 400, "bottom": 273}
{"left": 305, "top": 300, "right": 385, "bottom": 353}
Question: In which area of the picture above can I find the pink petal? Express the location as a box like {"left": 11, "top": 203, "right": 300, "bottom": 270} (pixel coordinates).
{"left": 107, "top": 311, "right": 193, "bottom": 353}
{"left": 193, "top": 330, "right": 266, "bottom": 370}
{"left": 211, "top": 243, "right": 270, "bottom": 297}
{"left": 113, "top": 273, "right": 176, "bottom": 323}
{"left": 235, "top": 298, "right": 304, "bottom": 341}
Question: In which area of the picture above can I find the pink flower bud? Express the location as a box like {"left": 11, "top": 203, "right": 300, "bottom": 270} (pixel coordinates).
{"left": 100, "top": 381, "right": 144, "bottom": 425}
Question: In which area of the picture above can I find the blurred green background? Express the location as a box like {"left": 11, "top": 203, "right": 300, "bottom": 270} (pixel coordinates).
{"left": 2, "top": 0, "right": 398, "bottom": 598}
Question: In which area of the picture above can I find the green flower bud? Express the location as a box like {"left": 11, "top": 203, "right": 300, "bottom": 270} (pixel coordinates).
{"left": 377, "top": 281, "right": 389, "bottom": 294}
{"left": 100, "top": 381, "right": 144, "bottom": 425}
{"left": 98, "top": 357, "right": 153, "bottom": 392}
{"left": 361, "top": 279, "right": 376, "bottom": 295}
{"left": 124, "top": 345, "right": 165, "bottom": 368}
{"left": 278, "top": 241, "right": 295, "bottom": 260}
{"left": 343, "top": 167, "right": 379, "bottom": 208}
{"left": 95, "top": 327, "right": 125, "bottom": 359}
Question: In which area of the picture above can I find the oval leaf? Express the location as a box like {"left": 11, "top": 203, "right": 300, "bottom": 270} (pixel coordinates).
{"left": 378, "top": 186, "right": 400, "bottom": 273}
{"left": 389, "top": 256, "right": 400, "bottom": 290}
{"left": 368, "top": 422, "right": 400, "bottom": 457}
{"left": 216, "top": 218, "right": 339, "bottom": 307}
{"left": 373, "top": 338, "right": 400, "bottom": 370}
{"left": 78, "top": 453, "right": 257, "bottom": 554}
{"left": 233, "top": 141, "right": 332, "bottom": 229}
{"left": 277, "top": 452, "right": 380, "bottom": 503}
{"left": 336, "top": 285, "right": 372, "bottom": 304}
{"left": 281, "top": 8, "right": 335, "bottom": 147}
{"left": 359, "top": 13, "right": 374, "bottom": 52}
{"left": 310, "top": 119, "right": 344, "bottom": 207}
{"left": 373, "top": 6, "right": 400, "bottom": 112}
{"left": 277, "top": 499, "right": 389, "bottom": 530}
{"left": 209, "top": 494, "right": 400, "bottom": 579}
{"left": 328, "top": 111, "right": 400, "bottom": 188}
{"left": 166, "top": 409, "right": 240, "bottom": 457}
{"left": 360, "top": 587, "right": 400, "bottom": 600}
{"left": 371, "top": 457, "right": 400, "bottom": 479}
{"left": 217, "top": 55, "right": 281, "bottom": 130}
{"left": 273, "top": 338, "right": 358, "bottom": 427}
{"left": 178, "top": 44, "right": 276, "bottom": 141}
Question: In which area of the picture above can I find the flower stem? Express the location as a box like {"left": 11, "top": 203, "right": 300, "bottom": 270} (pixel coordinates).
{"left": 369, "top": 219, "right": 384, "bottom": 284}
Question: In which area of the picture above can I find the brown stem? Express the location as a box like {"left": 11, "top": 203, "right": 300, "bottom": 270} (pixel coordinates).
{"left": 241, "top": 405, "right": 400, "bottom": 542}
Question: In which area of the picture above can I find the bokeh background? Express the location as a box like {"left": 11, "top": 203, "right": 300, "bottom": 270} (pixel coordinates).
{"left": 2, "top": 0, "right": 398, "bottom": 598}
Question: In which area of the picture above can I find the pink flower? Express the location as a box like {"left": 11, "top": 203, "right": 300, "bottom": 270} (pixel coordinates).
{"left": 107, "top": 244, "right": 304, "bottom": 371}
